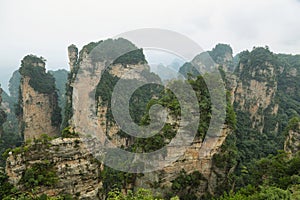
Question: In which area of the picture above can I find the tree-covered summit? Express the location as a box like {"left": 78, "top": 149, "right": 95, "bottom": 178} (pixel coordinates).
{"left": 19, "top": 55, "right": 56, "bottom": 95}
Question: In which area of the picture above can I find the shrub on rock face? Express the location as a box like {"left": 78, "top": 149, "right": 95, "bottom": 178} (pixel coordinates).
{"left": 20, "top": 161, "right": 58, "bottom": 188}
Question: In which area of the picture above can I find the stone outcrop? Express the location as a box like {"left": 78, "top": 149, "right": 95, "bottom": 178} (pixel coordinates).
{"left": 5, "top": 137, "right": 102, "bottom": 199}
{"left": 18, "top": 55, "right": 61, "bottom": 141}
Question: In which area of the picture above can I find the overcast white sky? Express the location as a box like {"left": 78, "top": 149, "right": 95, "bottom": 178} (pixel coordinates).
{"left": 1, "top": 0, "right": 300, "bottom": 91}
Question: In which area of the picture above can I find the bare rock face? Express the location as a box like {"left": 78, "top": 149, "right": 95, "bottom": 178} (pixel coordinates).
{"left": 18, "top": 55, "right": 61, "bottom": 141}
{"left": 234, "top": 61, "right": 278, "bottom": 133}
{"left": 21, "top": 77, "right": 59, "bottom": 140}
{"left": 67, "top": 39, "right": 153, "bottom": 143}
{"left": 5, "top": 138, "right": 102, "bottom": 199}
{"left": 68, "top": 44, "right": 78, "bottom": 71}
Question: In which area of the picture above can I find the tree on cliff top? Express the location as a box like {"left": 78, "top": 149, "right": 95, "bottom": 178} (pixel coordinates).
{"left": 19, "top": 55, "right": 55, "bottom": 95}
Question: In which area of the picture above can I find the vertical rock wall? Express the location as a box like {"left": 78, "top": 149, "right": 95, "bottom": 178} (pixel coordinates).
{"left": 19, "top": 56, "right": 61, "bottom": 141}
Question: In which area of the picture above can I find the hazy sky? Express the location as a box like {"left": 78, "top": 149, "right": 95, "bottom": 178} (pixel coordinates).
{"left": 1, "top": 0, "right": 300, "bottom": 92}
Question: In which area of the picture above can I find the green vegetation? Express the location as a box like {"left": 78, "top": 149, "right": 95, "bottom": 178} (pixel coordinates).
{"left": 51, "top": 92, "right": 62, "bottom": 127}
{"left": 95, "top": 70, "right": 120, "bottom": 106}
{"left": 208, "top": 44, "right": 234, "bottom": 70}
{"left": 113, "top": 48, "right": 147, "bottom": 66}
{"left": 218, "top": 186, "right": 293, "bottom": 200}
{"left": 233, "top": 47, "right": 300, "bottom": 191}
{"left": 100, "top": 166, "right": 137, "bottom": 196}
{"left": 95, "top": 63, "right": 237, "bottom": 198}
{"left": 49, "top": 69, "right": 68, "bottom": 123}
{"left": 19, "top": 55, "right": 55, "bottom": 94}
{"left": 128, "top": 74, "right": 216, "bottom": 153}
{"left": 178, "top": 62, "right": 200, "bottom": 78}
{"left": 0, "top": 90, "right": 22, "bottom": 166}
{"left": 61, "top": 127, "right": 79, "bottom": 138}
{"left": 219, "top": 151, "right": 300, "bottom": 200}
{"left": 0, "top": 169, "right": 14, "bottom": 199}
{"left": 285, "top": 117, "right": 300, "bottom": 134}
{"left": 18, "top": 55, "right": 62, "bottom": 129}
{"left": 0, "top": 159, "right": 71, "bottom": 200}
{"left": 1, "top": 190, "right": 73, "bottom": 200}
{"left": 89, "top": 38, "right": 137, "bottom": 63}
{"left": 107, "top": 188, "right": 177, "bottom": 200}
{"left": 229, "top": 46, "right": 300, "bottom": 197}
{"left": 1, "top": 89, "right": 20, "bottom": 138}
{"left": 276, "top": 53, "right": 300, "bottom": 129}
{"left": 237, "top": 47, "right": 279, "bottom": 83}
{"left": 8, "top": 70, "right": 21, "bottom": 102}
{"left": 63, "top": 38, "right": 139, "bottom": 128}
{"left": 1, "top": 43, "right": 300, "bottom": 199}
{"left": 20, "top": 161, "right": 58, "bottom": 188}
{"left": 170, "top": 170, "right": 208, "bottom": 200}
{"left": 0, "top": 108, "right": 6, "bottom": 126}
{"left": 0, "top": 130, "right": 22, "bottom": 167}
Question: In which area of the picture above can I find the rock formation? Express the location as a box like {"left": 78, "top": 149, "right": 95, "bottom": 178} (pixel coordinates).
{"left": 63, "top": 39, "right": 235, "bottom": 198}
{"left": 234, "top": 49, "right": 278, "bottom": 134}
{"left": 18, "top": 55, "right": 61, "bottom": 141}
{"left": 65, "top": 39, "right": 151, "bottom": 138}
{"left": 68, "top": 44, "right": 78, "bottom": 72}
{"left": 3, "top": 41, "right": 300, "bottom": 199}
{"left": 136, "top": 125, "right": 234, "bottom": 197}
{"left": 5, "top": 137, "right": 102, "bottom": 199}
{"left": 229, "top": 47, "right": 300, "bottom": 165}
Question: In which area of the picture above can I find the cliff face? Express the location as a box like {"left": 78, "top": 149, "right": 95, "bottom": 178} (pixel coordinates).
{"left": 65, "top": 40, "right": 236, "bottom": 198}
{"left": 5, "top": 137, "right": 102, "bottom": 199}
{"left": 231, "top": 48, "right": 300, "bottom": 164}
{"left": 136, "top": 125, "right": 234, "bottom": 197}
{"left": 18, "top": 55, "right": 61, "bottom": 141}
{"left": 96, "top": 63, "right": 156, "bottom": 147}
{"left": 20, "top": 77, "right": 59, "bottom": 140}
{"left": 65, "top": 39, "right": 152, "bottom": 141}
{"left": 234, "top": 55, "right": 278, "bottom": 134}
